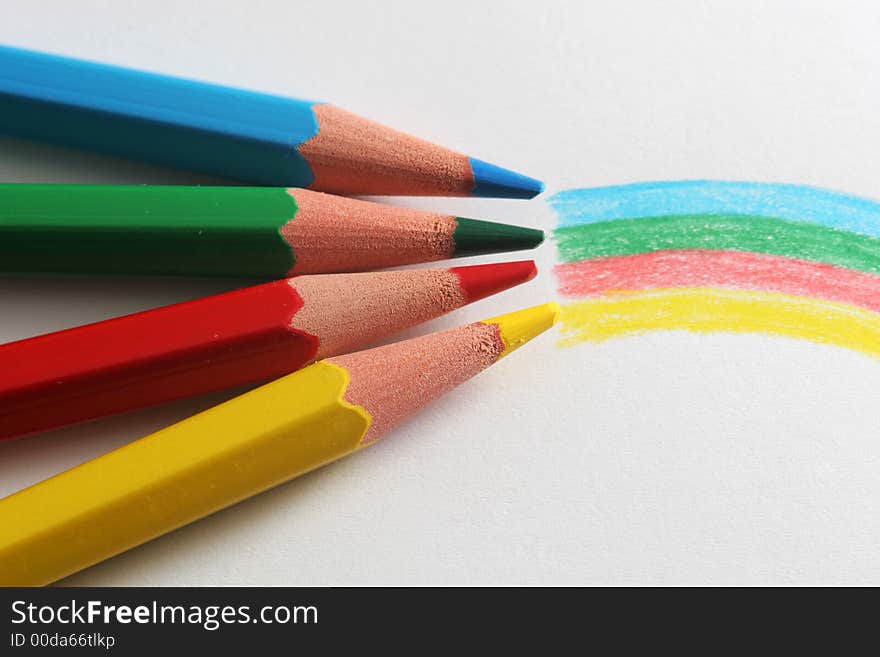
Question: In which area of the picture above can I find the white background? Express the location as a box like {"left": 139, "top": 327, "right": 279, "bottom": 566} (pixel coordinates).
{"left": 2, "top": 0, "right": 880, "bottom": 585}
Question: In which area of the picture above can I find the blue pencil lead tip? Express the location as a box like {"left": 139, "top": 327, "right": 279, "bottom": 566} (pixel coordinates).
{"left": 470, "top": 158, "right": 544, "bottom": 199}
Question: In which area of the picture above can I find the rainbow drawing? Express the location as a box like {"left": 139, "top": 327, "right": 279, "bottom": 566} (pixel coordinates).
{"left": 551, "top": 180, "right": 880, "bottom": 359}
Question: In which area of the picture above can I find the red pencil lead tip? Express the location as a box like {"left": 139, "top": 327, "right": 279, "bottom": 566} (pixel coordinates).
{"left": 450, "top": 260, "right": 538, "bottom": 303}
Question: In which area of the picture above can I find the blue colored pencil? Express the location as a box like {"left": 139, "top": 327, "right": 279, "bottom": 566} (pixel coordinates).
{"left": 0, "top": 45, "right": 542, "bottom": 198}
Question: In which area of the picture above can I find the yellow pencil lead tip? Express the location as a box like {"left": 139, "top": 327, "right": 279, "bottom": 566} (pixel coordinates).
{"left": 482, "top": 302, "right": 559, "bottom": 357}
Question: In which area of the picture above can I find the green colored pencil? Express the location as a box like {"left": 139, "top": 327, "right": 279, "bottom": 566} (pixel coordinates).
{"left": 0, "top": 184, "right": 544, "bottom": 277}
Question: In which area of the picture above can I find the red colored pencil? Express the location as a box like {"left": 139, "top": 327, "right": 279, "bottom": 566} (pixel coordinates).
{"left": 0, "top": 261, "right": 536, "bottom": 441}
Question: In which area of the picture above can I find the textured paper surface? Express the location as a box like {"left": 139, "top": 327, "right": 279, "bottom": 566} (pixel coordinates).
{"left": 2, "top": 0, "right": 880, "bottom": 585}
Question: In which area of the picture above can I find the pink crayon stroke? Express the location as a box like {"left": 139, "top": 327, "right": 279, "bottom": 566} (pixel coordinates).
{"left": 555, "top": 249, "right": 880, "bottom": 315}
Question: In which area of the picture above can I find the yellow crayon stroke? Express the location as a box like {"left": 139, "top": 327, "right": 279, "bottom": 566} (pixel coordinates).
{"left": 558, "top": 287, "right": 880, "bottom": 360}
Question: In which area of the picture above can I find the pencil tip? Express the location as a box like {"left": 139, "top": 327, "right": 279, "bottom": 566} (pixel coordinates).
{"left": 469, "top": 158, "right": 544, "bottom": 199}
{"left": 482, "top": 302, "right": 559, "bottom": 357}
{"left": 450, "top": 260, "right": 537, "bottom": 303}
{"left": 452, "top": 218, "right": 545, "bottom": 258}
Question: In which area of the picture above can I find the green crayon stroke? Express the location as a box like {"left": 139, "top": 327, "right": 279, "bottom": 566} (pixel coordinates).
{"left": 555, "top": 214, "right": 880, "bottom": 275}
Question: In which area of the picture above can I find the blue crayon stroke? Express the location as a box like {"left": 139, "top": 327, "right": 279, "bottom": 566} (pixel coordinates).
{"left": 549, "top": 180, "right": 880, "bottom": 238}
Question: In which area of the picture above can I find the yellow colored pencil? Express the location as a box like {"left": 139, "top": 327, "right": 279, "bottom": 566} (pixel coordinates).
{"left": 0, "top": 303, "right": 558, "bottom": 586}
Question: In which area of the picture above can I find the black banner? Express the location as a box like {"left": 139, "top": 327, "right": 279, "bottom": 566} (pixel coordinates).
{"left": 0, "top": 587, "right": 591, "bottom": 651}
{"left": 0, "top": 586, "right": 839, "bottom": 651}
